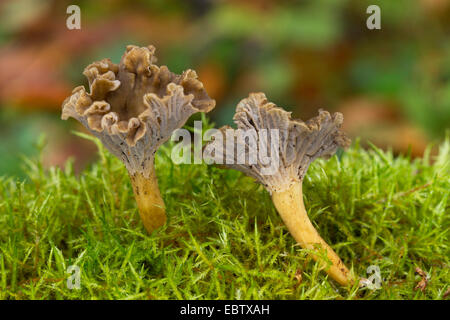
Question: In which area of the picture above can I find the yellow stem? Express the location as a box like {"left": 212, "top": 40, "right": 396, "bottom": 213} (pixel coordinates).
{"left": 272, "top": 181, "right": 353, "bottom": 286}
{"left": 129, "top": 165, "right": 166, "bottom": 233}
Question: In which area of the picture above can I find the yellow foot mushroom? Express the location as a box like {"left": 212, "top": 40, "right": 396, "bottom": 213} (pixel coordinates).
{"left": 205, "top": 93, "right": 353, "bottom": 286}
{"left": 62, "top": 45, "right": 215, "bottom": 233}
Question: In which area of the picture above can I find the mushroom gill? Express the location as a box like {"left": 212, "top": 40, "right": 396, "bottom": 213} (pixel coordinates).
{"left": 62, "top": 45, "right": 215, "bottom": 233}
{"left": 204, "top": 92, "right": 354, "bottom": 286}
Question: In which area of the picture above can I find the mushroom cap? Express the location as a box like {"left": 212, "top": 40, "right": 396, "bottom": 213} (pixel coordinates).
{"left": 204, "top": 92, "right": 350, "bottom": 193}
{"left": 62, "top": 45, "right": 215, "bottom": 175}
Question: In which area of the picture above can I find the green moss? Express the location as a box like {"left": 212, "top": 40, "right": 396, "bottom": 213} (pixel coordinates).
{"left": 0, "top": 122, "right": 448, "bottom": 300}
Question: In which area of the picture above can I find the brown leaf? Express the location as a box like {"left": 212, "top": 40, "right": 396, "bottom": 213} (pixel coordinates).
{"left": 293, "top": 269, "right": 302, "bottom": 289}
{"left": 414, "top": 267, "right": 429, "bottom": 293}
{"left": 443, "top": 288, "right": 450, "bottom": 299}
{"left": 338, "top": 97, "right": 431, "bottom": 157}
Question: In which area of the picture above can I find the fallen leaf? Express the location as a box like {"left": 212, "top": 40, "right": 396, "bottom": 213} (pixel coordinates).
{"left": 414, "top": 267, "right": 429, "bottom": 293}
{"left": 293, "top": 269, "right": 302, "bottom": 289}
{"left": 443, "top": 288, "right": 450, "bottom": 299}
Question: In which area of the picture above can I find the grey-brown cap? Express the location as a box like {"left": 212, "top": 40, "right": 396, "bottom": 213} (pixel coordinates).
{"left": 62, "top": 45, "right": 215, "bottom": 176}
{"left": 204, "top": 92, "right": 350, "bottom": 193}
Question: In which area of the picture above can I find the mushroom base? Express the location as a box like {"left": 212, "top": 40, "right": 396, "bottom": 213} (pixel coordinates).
{"left": 129, "top": 167, "right": 166, "bottom": 233}
{"left": 272, "top": 182, "right": 354, "bottom": 286}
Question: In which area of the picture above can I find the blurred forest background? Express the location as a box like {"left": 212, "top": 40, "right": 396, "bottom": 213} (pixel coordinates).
{"left": 0, "top": 0, "right": 449, "bottom": 177}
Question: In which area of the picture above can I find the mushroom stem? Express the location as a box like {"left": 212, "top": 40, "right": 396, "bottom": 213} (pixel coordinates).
{"left": 129, "top": 165, "right": 166, "bottom": 233}
{"left": 272, "top": 181, "right": 354, "bottom": 286}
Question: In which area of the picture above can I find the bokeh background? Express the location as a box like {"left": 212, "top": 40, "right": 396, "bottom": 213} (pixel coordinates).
{"left": 1, "top": 0, "right": 449, "bottom": 178}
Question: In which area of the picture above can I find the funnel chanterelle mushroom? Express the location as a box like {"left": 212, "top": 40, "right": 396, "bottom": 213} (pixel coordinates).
{"left": 62, "top": 45, "right": 215, "bottom": 233}
{"left": 205, "top": 92, "right": 353, "bottom": 286}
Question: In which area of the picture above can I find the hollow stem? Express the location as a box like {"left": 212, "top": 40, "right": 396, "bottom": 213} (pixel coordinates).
{"left": 272, "top": 181, "right": 354, "bottom": 286}
{"left": 129, "top": 164, "right": 166, "bottom": 233}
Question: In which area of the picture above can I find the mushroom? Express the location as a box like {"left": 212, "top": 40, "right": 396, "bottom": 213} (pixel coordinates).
{"left": 204, "top": 93, "right": 353, "bottom": 286}
{"left": 62, "top": 45, "right": 215, "bottom": 233}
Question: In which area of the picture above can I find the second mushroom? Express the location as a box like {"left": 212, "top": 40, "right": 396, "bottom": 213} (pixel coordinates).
{"left": 204, "top": 93, "right": 354, "bottom": 286}
{"left": 62, "top": 45, "right": 215, "bottom": 233}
